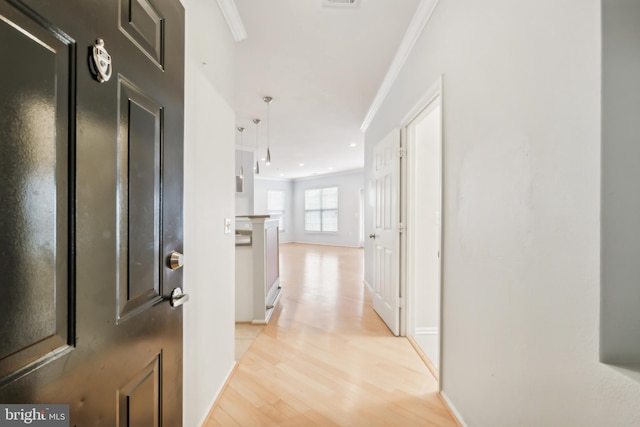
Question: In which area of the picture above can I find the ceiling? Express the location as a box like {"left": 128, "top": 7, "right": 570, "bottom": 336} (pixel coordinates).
{"left": 233, "top": 0, "right": 421, "bottom": 179}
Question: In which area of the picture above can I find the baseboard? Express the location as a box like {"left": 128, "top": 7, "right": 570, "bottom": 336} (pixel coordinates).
{"left": 286, "top": 241, "right": 363, "bottom": 249}
{"left": 407, "top": 336, "right": 439, "bottom": 381}
{"left": 415, "top": 326, "right": 438, "bottom": 335}
{"left": 198, "top": 361, "right": 238, "bottom": 427}
{"left": 439, "top": 391, "right": 468, "bottom": 427}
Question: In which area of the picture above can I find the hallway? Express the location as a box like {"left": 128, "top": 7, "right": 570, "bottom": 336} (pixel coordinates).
{"left": 206, "top": 243, "right": 458, "bottom": 426}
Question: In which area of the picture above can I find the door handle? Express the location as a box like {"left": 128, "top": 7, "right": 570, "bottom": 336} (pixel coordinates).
{"left": 369, "top": 233, "right": 376, "bottom": 239}
{"left": 166, "top": 287, "right": 189, "bottom": 308}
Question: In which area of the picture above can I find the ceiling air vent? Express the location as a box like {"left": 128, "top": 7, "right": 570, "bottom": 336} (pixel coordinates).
{"left": 322, "top": 0, "right": 358, "bottom": 8}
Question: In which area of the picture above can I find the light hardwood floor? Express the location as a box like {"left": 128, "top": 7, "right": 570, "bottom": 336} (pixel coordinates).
{"left": 206, "top": 243, "right": 458, "bottom": 427}
{"left": 235, "top": 323, "right": 265, "bottom": 360}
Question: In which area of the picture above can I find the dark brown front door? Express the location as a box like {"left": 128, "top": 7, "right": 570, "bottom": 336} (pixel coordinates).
{"left": 0, "top": 0, "right": 185, "bottom": 424}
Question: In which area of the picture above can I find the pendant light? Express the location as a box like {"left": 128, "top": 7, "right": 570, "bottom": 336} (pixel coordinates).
{"left": 263, "top": 96, "right": 273, "bottom": 165}
{"left": 237, "top": 127, "right": 245, "bottom": 179}
{"left": 253, "top": 118, "right": 261, "bottom": 175}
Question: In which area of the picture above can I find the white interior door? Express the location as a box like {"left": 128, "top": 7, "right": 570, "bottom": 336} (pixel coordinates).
{"left": 371, "top": 129, "right": 401, "bottom": 336}
{"left": 359, "top": 188, "right": 365, "bottom": 247}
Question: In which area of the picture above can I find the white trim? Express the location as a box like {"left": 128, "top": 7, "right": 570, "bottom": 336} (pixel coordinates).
{"left": 216, "top": 0, "right": 247, "bottom": 42}
{"left": 257, "top": 168, "right": 363, "bottom": 182}
{"left": 293, "top": 168, "right": 364, "bottom": 182}
{"left": 440, "top": 391, "right": 468, "bottom": 427}
{"left": 401, "top": 77, "right": 444, "bottom": 391}
{"left": 400, "top": 76, "right": 443, "bottom": 126}
{"left": 255, "top": 176, "right": 293, "bottom": 182}
{"left": 360, "top": 0, "right": 440, "bottom": 132}
{"left": 399, "top": 128, "right": 408, "bottom": 338}
{"left": 415, "top": 326, "right": 438, "bottom": 335}
{"left": 363, "top": 279, "right": 372, "bottom": 291}
{"left": 288, "top": 241, "right": 362, "bottom": 249}
{"left": 196, "top": 361, "right": 237, "bottom": 427}
{"left": 235, "top": 146, "right": 256, "bottom": 153}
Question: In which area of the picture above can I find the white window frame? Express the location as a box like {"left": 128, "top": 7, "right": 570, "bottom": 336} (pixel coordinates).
{"left": 304, "top": 186, "right": 339, "bottom": 233}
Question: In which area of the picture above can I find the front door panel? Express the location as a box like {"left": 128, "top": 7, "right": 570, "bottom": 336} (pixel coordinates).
{"left": 0, "top": 0, "right": 71, "bottom": 388}
{"left": 117, "top": 77, "right": 164, "bottom": 322}
{"left": 0, "top": 0, "right": 185, "bottom": 424}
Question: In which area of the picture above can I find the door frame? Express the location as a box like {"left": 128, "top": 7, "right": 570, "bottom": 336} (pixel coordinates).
{"left": 400, "top": 76, "right": 444, "bottom": 386}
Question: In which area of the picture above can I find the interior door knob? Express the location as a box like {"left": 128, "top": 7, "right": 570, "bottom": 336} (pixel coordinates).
{"left": 168, "top": 251, "right": 184, "bottom": 270}
{"left": 369, "top": 233, "right": 376, "bottom": 239}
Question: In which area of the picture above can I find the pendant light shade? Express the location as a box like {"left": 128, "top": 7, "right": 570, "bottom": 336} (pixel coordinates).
{"left": 237, "top": 126, "right": 245, "bottom": 179}
{"left": 253, "top": 118, "right": 261, "bottom": 175}
{"left": 263, "top": 96, "right": 273, "bottom": 166}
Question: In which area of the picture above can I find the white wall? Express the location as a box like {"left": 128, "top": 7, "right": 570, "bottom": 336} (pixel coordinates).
{"left": 292, "top": 170, "right": 364, "bottom": 247}
{"left": 184, "top": 0, "right": 235, "bottom": 106}
{"left": 365, "top": 1, "right": 640, "bottom": 426}
{"left": 183, "top": 0, "right": 236, "bottom": 425}
{"left": 254, "top": 177, "right": 294, "bottom": 243}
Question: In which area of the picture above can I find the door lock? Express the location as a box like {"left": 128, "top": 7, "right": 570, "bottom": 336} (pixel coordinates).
{"left": 167, "top": 251, "right": 184, "bottom": 270}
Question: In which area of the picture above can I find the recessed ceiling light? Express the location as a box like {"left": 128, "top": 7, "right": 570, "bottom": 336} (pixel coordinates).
{"left": 299, "top": 163, "right": 305, "bottom": 167}
{"left": 328, "top": 167, "right": 334, "bottom": 170}
{"left": 349, "top": 143, "right": 357, "bottom": 147}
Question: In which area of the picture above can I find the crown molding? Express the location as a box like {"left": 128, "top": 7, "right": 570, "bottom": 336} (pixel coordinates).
{"left": 360, "top": 0, "right": 440, "bottom": 132}
{"left": 254, "top": 176, "right": 293, "bottom": 182}
{"left": 293, "top": 168, "right": 364, "bottom": 182}
{"left": 235, "top": 146, "right": 256, "bottom": 153}
{"left": 217, "top": 0, "right": 247, "bottom": 42}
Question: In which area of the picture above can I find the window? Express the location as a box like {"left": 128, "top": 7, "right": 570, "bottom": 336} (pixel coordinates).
{"left": 267, "top": 190, "right": 285, "bottom": 232}
{"left": 304, "top": 187, "right": 338, "bottom": 232}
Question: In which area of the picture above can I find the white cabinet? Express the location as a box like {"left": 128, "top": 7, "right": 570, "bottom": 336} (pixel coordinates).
{"left": 235, "top": 216, "right": 282, "bottom": 323}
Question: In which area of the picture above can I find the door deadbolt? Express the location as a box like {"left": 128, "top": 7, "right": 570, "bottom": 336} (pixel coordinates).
{"left": 167, "top": 251, "right": 184, "bottom": 270}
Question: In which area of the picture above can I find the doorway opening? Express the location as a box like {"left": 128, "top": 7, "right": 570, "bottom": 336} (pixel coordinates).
{"left": 402, "top": 79, "right": 443, "bottom": 383}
